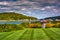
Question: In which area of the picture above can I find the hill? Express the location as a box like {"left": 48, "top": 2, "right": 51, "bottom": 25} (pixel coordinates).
{"left": 0, "top": 12, "right": 37, "bottom": 20}
{"left": 44, "top": 16, "right": 60, "bottom": 20}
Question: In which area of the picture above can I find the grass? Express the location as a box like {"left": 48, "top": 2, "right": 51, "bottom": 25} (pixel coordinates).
{"left": 0, "top": 28, "right": 60, "bottom": 40}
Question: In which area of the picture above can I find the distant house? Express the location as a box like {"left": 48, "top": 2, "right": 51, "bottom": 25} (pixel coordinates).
{"left": 56, "top": 19, "right": 60, "bottom": 21}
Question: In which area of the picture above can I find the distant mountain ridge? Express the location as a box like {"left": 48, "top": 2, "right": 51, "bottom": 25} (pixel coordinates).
{"left": 0, "top": 12, "right": 37, "bottom": 20}
{"left": 44, "top": 16, "right": 60, "bottom": 20}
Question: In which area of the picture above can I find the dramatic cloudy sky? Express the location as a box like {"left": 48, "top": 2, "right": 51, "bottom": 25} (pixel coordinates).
{"left": 0, "top": 0, "right": 60, "bottom": 19}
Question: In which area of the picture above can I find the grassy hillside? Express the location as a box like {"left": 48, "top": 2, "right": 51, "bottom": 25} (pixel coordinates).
{"left": 0, "top": 28, "right": 60, "bottom": 40}
{"left": 0, "top": 12, "right": 37, "bottom": 20}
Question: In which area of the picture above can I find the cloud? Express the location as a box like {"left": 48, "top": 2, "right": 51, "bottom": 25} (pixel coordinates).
{"left": 0, "top": 2, "right": 9, "bottom": 5}
{"left": 0, "top": 7, "right": 11, "bottom": 9}
{"left": 0, "top": 0, "right": 60, "bottom": 19}
{"left": 21, "top": 8, "right": 27, "bottom": 11}
{"left": 40, "top": 8, "right": 45, "bottom": 10}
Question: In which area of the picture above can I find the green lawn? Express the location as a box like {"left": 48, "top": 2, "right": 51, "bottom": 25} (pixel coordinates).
{"left": 0, "top": 28, "right": 60, "bottom": 40}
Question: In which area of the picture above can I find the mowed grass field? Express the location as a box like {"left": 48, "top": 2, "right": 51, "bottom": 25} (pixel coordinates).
{"left": 0, "top": 28, "right": 60, "bottom": 40}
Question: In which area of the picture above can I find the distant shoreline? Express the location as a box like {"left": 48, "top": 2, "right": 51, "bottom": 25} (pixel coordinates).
{"left": 0, "top": 20, "right": 38, "bottom": 22}
{"left": 0, "top": 20, "right": 27, "bottom": 22}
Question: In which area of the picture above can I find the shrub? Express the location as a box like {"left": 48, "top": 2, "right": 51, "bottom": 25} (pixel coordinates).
{"left": 46, "top": 23, "right": 55, "bottom": 28}
{"left": 54, "top": 23, "right": 60, "bottom": 28}
{"left": 0, "top": 24, "right": 24, "bottom": 32}
{"left": 29, "top": 23, "right": 41, "bottom": 28}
